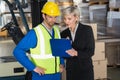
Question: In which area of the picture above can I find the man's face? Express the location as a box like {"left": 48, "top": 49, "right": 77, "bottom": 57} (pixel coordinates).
{"left": 43, "top": 14, "right": 57, "bottom": 28}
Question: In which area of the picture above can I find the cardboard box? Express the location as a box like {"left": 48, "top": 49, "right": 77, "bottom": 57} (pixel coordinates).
{"left": 89, "top": 23, "right": 97, "bottom": 40}
{"left": 105, "top": 42, "right": 120, "bottom": 66}
{"left": 109, "top": 0, "right": 120, "bottom": 8}
{"left": 93, "top": 59, "right": 107, "bottom": 79}
{"left": 0, "top": 29, "right": 8, "bottom": 37}
{"left": 92, "top": 41, "right": 105, "bottom": 60}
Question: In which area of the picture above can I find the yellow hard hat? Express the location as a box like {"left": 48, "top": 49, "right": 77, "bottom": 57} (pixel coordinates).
{"left": 41, "top": 2, "right": 60, "bottom": 16}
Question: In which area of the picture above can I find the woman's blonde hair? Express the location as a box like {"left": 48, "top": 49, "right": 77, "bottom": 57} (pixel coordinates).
{"left": 62, "top": 6, "right": 80, "bottom": 22}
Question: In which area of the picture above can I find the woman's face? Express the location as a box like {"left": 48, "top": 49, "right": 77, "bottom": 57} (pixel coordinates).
{"left": 63, "top": 14, "right": 78, "bottom": 29}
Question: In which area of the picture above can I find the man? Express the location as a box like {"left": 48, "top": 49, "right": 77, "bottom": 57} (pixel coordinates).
{"left": 13, "top": 2, "right": 64, "bottom": 80}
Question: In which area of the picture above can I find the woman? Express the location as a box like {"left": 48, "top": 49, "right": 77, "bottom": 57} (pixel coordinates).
{"left": 61, "top": 6, "right": 95, "bottom": 80}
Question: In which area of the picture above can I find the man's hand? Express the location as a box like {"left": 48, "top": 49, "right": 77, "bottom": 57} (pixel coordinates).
{"left": 59, "top": 64, "right": 65, "bottom": 73}
{"left": 33, "top": 66, "right": 46, "bottom": 75}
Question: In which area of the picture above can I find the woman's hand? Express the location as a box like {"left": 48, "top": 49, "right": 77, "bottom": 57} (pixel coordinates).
{"left": 66, "top": 48, "right": 78, "bottom": 56}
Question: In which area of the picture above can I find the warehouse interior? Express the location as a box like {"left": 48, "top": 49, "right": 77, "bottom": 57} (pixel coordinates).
{"left": 0, "top": 0, "right": 120, "bottom": 80}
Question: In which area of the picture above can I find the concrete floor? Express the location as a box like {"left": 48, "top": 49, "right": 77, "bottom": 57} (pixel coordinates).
{"left": 107, "top": 67, "right": 120, "bottom": 80}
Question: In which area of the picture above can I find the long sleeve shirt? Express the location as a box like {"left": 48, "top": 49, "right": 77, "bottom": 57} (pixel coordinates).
{"left": 13, "top": 29, "right": 64, "bottom": 71}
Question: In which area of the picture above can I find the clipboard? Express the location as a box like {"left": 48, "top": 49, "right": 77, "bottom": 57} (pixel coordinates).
{"left": 50, "top": 39, "right": 72, "bottom": 57}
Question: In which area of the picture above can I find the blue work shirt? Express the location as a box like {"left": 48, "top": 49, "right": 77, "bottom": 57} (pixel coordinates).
{"left": 13, "top": 29, "right": 64, "bottom": 71}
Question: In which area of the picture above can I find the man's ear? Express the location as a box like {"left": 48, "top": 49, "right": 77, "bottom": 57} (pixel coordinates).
{"left": 42, "top": 14, "right": 45, "bottom": 19}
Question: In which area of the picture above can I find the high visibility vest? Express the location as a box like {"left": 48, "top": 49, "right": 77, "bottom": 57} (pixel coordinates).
{"left": 30, "top": 24, "right": 61, "bottom": 74}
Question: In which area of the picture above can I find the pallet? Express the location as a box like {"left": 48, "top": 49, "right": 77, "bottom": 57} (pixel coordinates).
{"left": 95, "top": 78, "right": 111, "bottom": 80}
{"left": 109, "top": 8, "right": 120, "bottom": 11}
{"left": 56, "top": 2, "right": 73, "bottom": 6}
{"left": 89, "top": 1, "right": 109, "bottom": 5}
{"left": 107, "top": 64, "right": 120, "bottom": 68}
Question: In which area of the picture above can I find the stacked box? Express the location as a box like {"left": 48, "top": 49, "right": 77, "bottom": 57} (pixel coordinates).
{"left": 109, "top": 0, "right": 120, "bottom": 8}
{"left": 89, "top": 23, "right": 97, "bottom": 40}
{"left": 92, "top": 41, "right": 107, "bottom": 79}
{"left": 89, "top": 0, "right": 108, "bottom": 2}
{"left": 89, "top": 5, "right": 107, "bottom": 34}
{"left": 78, "top": 3, "right": 90, "bottom": 23}
{"left": 107, "top": 11, "right": 120, "bottom": 28}
{"left": 92, "top": 41, "right": 105, "bottom": 61}
{"left": 89, "top": 5, "right": 107, "bottom": 24}
{"left": 93, "top": 59, "right": 107, "bottom": 79}
{"left": 105, "top": 42, "right": 120, "bottom": 66}
{"left": 55, "top": 0, "right": 74, "bottom": 24}
{"left": 107, "top": 11, "right": 120, "bottom": 37}
{"left": 90, "top": 23, "right": 107, "bottom": 79}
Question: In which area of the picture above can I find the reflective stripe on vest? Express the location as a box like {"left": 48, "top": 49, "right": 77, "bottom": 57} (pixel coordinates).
{"left": 30, "top": 25, "right": 60, "bottom": 58}
{"left": 30, "top": 26, "right": 53, "bottom": 59}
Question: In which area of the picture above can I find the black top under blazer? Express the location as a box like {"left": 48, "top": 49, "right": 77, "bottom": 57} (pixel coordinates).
{"left": 61, "top": 23, "right": 95, "bottom": 80}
